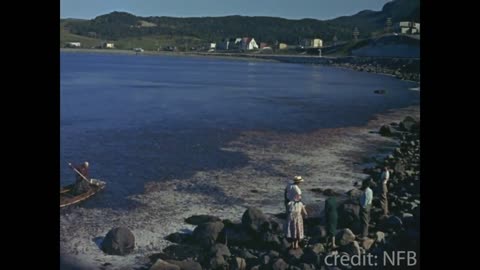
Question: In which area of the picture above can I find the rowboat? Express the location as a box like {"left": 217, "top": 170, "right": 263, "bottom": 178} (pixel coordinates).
{"left": 60, "top": 179, "right": 106, "bottom": 208}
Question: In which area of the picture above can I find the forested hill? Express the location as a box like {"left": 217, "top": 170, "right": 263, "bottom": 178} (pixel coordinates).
{"left": 61, "top": 0, "right": 419, "bottom": 48}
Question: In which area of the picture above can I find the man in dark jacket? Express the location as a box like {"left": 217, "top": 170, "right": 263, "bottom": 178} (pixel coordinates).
{"left": 70, "top": 161, "right": 91, "bottom": 195}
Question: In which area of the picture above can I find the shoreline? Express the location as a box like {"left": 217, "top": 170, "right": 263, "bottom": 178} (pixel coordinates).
{"left": 60, "top": 104, "right": 420, "bottom": 270}
{"left": 60, "top": 48, "right": 420, "bottom": 82}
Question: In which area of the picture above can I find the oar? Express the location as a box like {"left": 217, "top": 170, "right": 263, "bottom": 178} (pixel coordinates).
{"left": 68, "top": 163, "right": 92, "bottom": 184}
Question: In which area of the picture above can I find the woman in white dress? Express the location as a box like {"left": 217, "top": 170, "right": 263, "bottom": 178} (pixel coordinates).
{"left": 285, "top": 194, "right": 308, "bottom": 249}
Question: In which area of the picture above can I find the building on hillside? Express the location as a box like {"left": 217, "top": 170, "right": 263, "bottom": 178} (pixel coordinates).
{"left": 103, "top": 42, "right": 115, "bottom": 49}
{"left": 240, "top": 37, "right": 259, "bottom": 50}
{"left": 394, "top": 21, "right": 420, "bottom": 34}
{"left": 65, "top": 42, "right": 81, "bottom": 48}
{"left": 312, "top": 38, "right": 323, "bottom": 48}
{"left": 278, "top": 43, "right": 288, "bottom": 50}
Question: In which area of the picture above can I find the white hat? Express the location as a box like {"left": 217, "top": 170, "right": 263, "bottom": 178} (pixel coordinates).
{"left": 293, "top": 176, "right": 304, "bottom": 183}
{"left": 84, "top": 161, "right": 89, "bottom": 167}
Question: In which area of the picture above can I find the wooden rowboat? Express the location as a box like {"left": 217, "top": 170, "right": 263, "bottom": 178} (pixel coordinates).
{"left": 60, "top": 179, "right": 106, "bottom": 208}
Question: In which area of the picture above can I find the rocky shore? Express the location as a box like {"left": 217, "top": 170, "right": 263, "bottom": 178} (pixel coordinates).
{"left": 93, "top": 116, "right": 420, "bottom": 270}
{"left": 322, "top": 57, "right": 420, "bottom": 83}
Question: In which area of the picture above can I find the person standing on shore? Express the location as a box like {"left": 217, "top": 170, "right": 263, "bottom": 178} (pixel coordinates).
{"left": 359, "top": 179, "right": 373, "bottom": 239}
{"left": 284, "top": 176, "right": 304, "bottom": 214}
{"left": 379, "top": 166, "right": 390, "bottom": 216}
{"left": 285, "top": 194, "right": 308, "bottom": 249}
{"left": 69, "top": 161, "right": 91, "bottom": 195}
{"left": 324, "top": 195, "right": 338, "bottom": 249}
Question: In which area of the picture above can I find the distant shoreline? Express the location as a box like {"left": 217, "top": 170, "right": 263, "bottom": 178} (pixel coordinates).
{"left": 60, "top": 48, "right": 279, "bottom": 62}
{"left": 60, "top": 48, "right": 420, "bottom": 82}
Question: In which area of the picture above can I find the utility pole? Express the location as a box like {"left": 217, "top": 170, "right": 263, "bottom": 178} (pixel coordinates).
{"left": 353, "top": 27, "right": 360, "bottom": 41}
{"left": 385, "top": 17, "right": 392, "bottom": 34}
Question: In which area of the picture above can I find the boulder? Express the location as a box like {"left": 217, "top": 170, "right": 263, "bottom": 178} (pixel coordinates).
{"left": 163, "top": 245, "right": 203, "bottom": 261}
{"left": 393, "top": 161, "right": 406, "bottom": 177}
{"left": 238, "top": 249, "right": 257, "bottom": 260}
{"left": 380, "top": 216, "right": 403, "bottom": 232}
{"left": 301, "top": 248, "right": 322, "bottom": 265}
{"left": 229, "top": 257, "right": 246, "bottom": 270}
{"left": 323, "top": 189, "right": 337, "bottom": 196}
{"left": 287, "top": 248, "right": 304, "bottom": 260}
{"left": 341, "top": 241, "right": 361, "bottom": 257}
{"left": 150, "top": 259, "right": 181, "bottom": 270}
{"left": 242, "top": 207, "right": 269, "bottom": 233}
{"left": 310, "top": 243, "right": 325, "bottom": 254}
{"left": 400, "top": 117, "right": 417, "bottom": 132}
{"left": 165, "top": 233, "right": 191, "bottom": 244}
{"left": 335, "top": 229, "right": 356, "bottom": 246}
{"left": 261, "top": 255, "right": 271, "bottom": 265}
{"left": 210, "top": 244, "right": 231, "bottom": 258}
{"left": 299, "top": 263, "right": 315, "bottom": 270}
{"left": 272, "top": 258, "right": 289, "bottom": 270}
{"left": 269, "top": 250, "right": 280, "bottom": 258}
{"left": 262, "top": 232, "right": 282, "bottom": 250}
{"left": 266, "top": 215, "right": 285, "bottom": 234}
{"left": 310, "top": 188, "right": 323, "bottom": 193}
{"left": 359, "top": 238, "right": 375, "bottom": 251}
{"left": 222, "top": 225, "right": 255, "bottom": 246}
{"left": 101, "top": 227, "right": 135, "bottom": 256}
{"left": 185, "top": 215, "right": 222, "bottom": 225}
{"left": 166, "top": 260, "right": 202, "bottom": 270}
{"left": 309, "top": 225, "right": 327, "bottom": 240}
{"left": 209, "top": 255, "right": 227, "bottom": 270}
{"left": 192, "top": 222, "right": 224, "bottom": 247}
{"left": 379, "top": 125, "right": 393, "bottom": 136}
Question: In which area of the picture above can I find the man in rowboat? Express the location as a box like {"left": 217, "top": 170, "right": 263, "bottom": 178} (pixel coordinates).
{"left": 69, "top": 161, "right": 91, "bottom": 195}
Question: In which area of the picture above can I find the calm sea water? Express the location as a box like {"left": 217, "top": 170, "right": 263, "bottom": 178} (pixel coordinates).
{"left": 60, "top": 52, "right": 419, "bottom": 208}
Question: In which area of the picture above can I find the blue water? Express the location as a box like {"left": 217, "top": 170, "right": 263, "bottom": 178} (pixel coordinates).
{"left": 60, "top": 52, "right": 419, "bottom": 208}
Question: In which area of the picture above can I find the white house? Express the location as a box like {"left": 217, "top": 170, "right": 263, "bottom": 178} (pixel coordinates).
{"left": 66, "top": 42, "right": 81, "bottom": 48}
{"left": 240, "top": 37, "right": 259, "bottom": 50}
{"left": 103, "top": 42, "right": 115, "bottom": 49}
{"left": 312, "top": 38, "right": 323, "bottom": 48}
{"left": 394, "top": 22, "right": 420, "bottom": 34}
{"left": 301, "top": 38, "right": 323, "bottom": 48}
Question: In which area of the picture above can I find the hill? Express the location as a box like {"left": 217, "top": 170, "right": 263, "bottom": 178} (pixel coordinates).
{"left": 60, "top": 0, "right": 419, "bottom": 50}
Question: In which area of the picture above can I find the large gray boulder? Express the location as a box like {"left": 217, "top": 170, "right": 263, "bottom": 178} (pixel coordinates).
{"left": 400, "top": 117, "right": 418, "bottom": 132}
{"left": 185, "top": 215, "right": 222, "bottom": 225}
{"left": 150, "top": 259, "right": 181, "bottom": 270}
{"left": 379, "top": 125, "right": 393, "bottom": 136}
{"left": 272, "top": 258, "right": 289, "bottom": 270}
{"left": 336, "top": 229, "right": 356, "bottom": 246}
{"left": 163, "top": 244, "right": 203, "bottom": 261}
{"left": 165, "top": 260, "right": 202, "bottom": 270}
{"left": 101, "top": 226, "right": 135, "bottom": 256}
{"left": 242, "top": 207, "right": 269, "bottom": 233}
{"left": 192, "top": 221, "right": 224, "bottom": 247}
{"left": 209, "top": 244, "right": 231, "bottom": 258}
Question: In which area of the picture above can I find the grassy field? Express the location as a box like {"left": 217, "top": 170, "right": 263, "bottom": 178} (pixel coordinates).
{"left": 60, "top": 21, "right": 103, "bottom": 48}
{"left": 61, "top": 20, "right": 206, "bottom": 50}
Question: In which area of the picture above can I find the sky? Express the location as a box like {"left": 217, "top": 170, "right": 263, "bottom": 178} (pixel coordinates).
{"left": 60, "top": 0, "right": 392, "bottom": 20}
